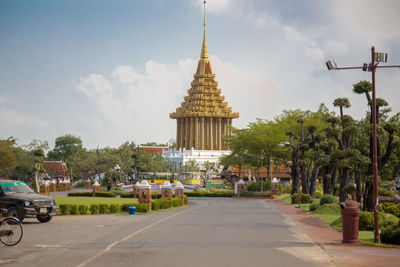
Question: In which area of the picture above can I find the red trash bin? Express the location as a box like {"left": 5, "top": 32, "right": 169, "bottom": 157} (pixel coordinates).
{"left": 340, "top": 200, "right": 361, "bottom": 243}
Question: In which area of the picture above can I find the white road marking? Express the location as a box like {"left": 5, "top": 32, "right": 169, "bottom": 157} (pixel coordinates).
{"left": 33, "top": 244, "right": 64, "bottom": 248}
{"left": 77, "top": 203, "right": 207, "bottom": 267}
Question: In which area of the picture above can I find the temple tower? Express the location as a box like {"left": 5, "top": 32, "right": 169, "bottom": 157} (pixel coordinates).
{"left": 170, "top": 2, "right": 239, "bottom": 151}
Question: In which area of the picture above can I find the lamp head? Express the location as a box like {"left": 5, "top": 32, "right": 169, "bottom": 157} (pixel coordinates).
{"left": 326, "top": 60, "right": 336, "bottom": 70}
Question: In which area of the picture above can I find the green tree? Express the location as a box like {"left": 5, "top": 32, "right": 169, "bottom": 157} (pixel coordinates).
{"left": 0, "top": 139, "right": 17, "bottom": 177}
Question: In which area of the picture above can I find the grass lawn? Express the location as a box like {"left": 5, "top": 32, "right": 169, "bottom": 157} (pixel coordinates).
{"left": 53, "top": 196, "right": 138, "bottom": 205}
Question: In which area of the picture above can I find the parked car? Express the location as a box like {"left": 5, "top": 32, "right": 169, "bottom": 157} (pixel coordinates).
{"left": 0, "top": 180, "right": 58, "bottom": 223}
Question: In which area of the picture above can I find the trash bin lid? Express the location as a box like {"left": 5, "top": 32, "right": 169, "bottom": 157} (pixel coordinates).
{"left": 340, "top": 200, "right": 361, "bottom": 210}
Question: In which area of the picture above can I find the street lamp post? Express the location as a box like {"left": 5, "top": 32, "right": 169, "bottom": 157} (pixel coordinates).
{"left": 326, "top": 46, "right": 400, "bottom": 243}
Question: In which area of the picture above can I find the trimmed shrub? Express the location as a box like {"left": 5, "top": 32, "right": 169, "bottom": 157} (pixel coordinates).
{"left": 59, "top": 204, "right": 70, "bottom": 215}
{"left": 99, "top": 204, "right": 110, "bottom": 214}
{"left": 95, "top": 192, "right": 117, "bottom": 198}
{"left": 320, "top": 194, "right": 337, "bottom": 206}
{"left": 240, "top": 191, "right": 271, "bottom": 197}
{"left": 315, "top": 191, "right": 323, "bottom": 199}
{"left": 291, "top": 193, "right": 300, "bottom": 204}
{"left": 110, "top": 187, "right": 125, "bottom": 195}
{"left": 79, "top": 204, "right": 90, "bottom": 215}
{"left": 67, "top": 191, "right": 117, "bottom": 198}
{"left": 309, "top": 203, "right": 320, "bottom": 212}
{"left": 300, "top": 194, "right": 312, "bottom": 204}
{"left": 152, "top": 199, "right": 161, "bottom": 210}
{"left": 69, "top": 204, "right": 79, "bottom": 215}
{"left": 282, "top": 185, "right": 292, "bottom": 194}
{"left": 385, "top": 205, "right": 400, "bottom": 217}
{"left": 359, "top": 211, "right": 374, "bottom": 230}
{"left": 379, "top": 187, "right": 395, "bottom": 197}
{"left": 184, "top": 192, "right": 234, "bottom": 197}
{"left": 120, "top": 193, "right": 135, "bottom": 198}
{"left": 152, "top": 193, "right": 162, "bottom": 199}
{"left": 381, "top": 220, "right": 400, "bottom": 245}
{"left": 109, "top": 204, "right": 121, "bottom": 213}
{"left": 183, "top": 195, "right": 188, "bottom": 205}
{"left": 343, "top": 184, "right": 356, "bottom": 195}
{"left": 137, "top": 203, "right": 149, "bottom": 213}
{"left": 90, "top": 204, "right": 100, "bottom": 214}
{"left": 171, "top": 197, "right": 183, "bottom": 207}
{"left": 159, "top": 198, "right": 172, "bottom": 209}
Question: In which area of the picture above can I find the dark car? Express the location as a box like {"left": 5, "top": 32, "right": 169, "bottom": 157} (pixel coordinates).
{"left": 0, "top": 180, "right": 58, "bottom": 223}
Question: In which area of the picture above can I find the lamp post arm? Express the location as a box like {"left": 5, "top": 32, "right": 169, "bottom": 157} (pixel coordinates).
{"left": 376, "top": 65, "right": 400, "bottom": 69}
{"left": 333, "top": 66, "right": 364, "bottom": 70}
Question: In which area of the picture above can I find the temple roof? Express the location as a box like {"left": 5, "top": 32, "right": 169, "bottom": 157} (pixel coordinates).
{"left": 170, "top": 6, "right": 239, "bottom": 119}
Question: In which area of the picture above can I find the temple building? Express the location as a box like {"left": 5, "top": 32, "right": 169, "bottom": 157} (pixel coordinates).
{"left": 164, "top": 3, "right": 239, "bottom": 167}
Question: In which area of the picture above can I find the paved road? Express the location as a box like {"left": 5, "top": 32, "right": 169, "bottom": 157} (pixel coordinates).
{"left": 0, "top": 198, "right": 333, "bottom": 267}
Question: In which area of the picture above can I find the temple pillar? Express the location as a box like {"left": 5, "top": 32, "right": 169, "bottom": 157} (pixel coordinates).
{"left": 177, "top": 118, "right": 181, "bottom": 150}
{"left": 218, "top": 117, "right": 222, "bottom": 150}
{"left": 189, "top": 117, "right": 193, "bottom": 149}
{"left": 195, "top": 117, "right": 199, "bottom": 149}
{"left": 180, "top": 117, "right": 185, "bottom": 150}
{"left": 209, "top": 117, "right": 214, "bottom": 150}
{"left": 201, "top": 117, "right": 205, "bottom": 150}
{"left": 185, "top": 117, "right": 190, "bottom": 150}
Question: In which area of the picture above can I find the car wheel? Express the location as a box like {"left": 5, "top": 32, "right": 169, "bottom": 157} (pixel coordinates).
{"left": 37, "top": 214, "right": 52, "bottom": 223}
{"left": 7, "top": 206, "right": 23, "bottom": 221}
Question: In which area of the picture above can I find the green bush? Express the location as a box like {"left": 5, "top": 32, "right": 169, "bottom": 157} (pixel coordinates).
{"left": 300, "top": 194, "right": 312, "bottom": 204}
{"left": 159, "top": 198, "right": 172, "bottom": 209}
{"left": 90, "top": 204, "right": 100, "bottom": 214}
{"left": 171, "top": 197, "right": 183, "bottom": 207}
{"left": 246, "top": 181, "right": 271, "bottom": 192}
{"left": 137, "top": 203, "right": 149, "bottom": 213}
{"left": 152, "top": 193, "right": 162, "bottom": 199}
{"left": 95, "top": 192, "right": 117, "bottom": 198}
{"left": 184, "top": 191, "right": 234, "bottom": 197}
{"left": 344, "top": 184, "right": 356, "bottom": 194}
{"left": 152, "top": 199, "right": 161, "bottom": 210}
{"left": 240, "top": 191, "right": 271, "bottom": 197}
{"left": 69, "top": 204, "right": 79, "bottom": 215}
{"left": 99, "top": 204, "right": 110, "bottom": 214}
{"left": 109, "top": 204, "right": 121, "bottom": 213}
{"left": 385, "top": 205, "right": 400, "bottom": 217}
{"left": 309, "top": 203, "right": 320, "bottom": 212}
{"left": 78, "top": 204, "right": 90, "bottom": 215}
{"left": 120, "top": 193, "right": 135, "bottom": 198}
{"left": 320, "top": 194, "right": 337, "bottom": 206}
{"left": 59, "top": 204, "right": 70, "bottom": 215}
{"left": 67, "top": 191, "right": 117, "bottom": 198}
{"left": 291, "top": 193, "right": 300, "bottom": 204}
{"left": 381, "top": 220, "right": 400, "bottom": 245}
{"left": 359, "top": 211, "right": 374, "bottom": 230}
{"left": 183, "top": 195, "right": 188, "bottom": 205}
{"left": 379, "top": 187, "right": 395, "bottom": 197}
{"left": 315, "top": 191, "right": 323, "bottom": 199}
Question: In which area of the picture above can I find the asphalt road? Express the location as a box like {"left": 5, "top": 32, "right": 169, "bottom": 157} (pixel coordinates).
{"left": 0, "top": 198, "right": 333, "bottom": 267}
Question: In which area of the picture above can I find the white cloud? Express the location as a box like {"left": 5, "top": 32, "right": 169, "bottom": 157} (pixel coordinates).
{"left": 75, "top": 55, "right": 282, "bottom": 146}
{"left": 0, "top": 102, "right": 48, "bottom": 130}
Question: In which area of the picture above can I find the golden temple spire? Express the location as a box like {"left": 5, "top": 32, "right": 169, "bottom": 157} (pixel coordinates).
{"left": 201, "top": 1, "right": 208, "bottom": 59}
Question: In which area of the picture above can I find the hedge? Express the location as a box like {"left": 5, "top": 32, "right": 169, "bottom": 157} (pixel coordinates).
{"left": 320, "top": 194, "right": 337, "bottom": 206}
{"left": 184, "top": 192, "right": 234, "bottom": 197}
{"left": 67, "top": 192, "right": 117, "bottom": 198}
{"left": 291, "top": 193, "right": 312, "bottom": 204}
{"left": 58, "top": 198, "right": 186, "bottom": 215}
{"left": 239, "top": 191, "right": 271, "bottom": 197}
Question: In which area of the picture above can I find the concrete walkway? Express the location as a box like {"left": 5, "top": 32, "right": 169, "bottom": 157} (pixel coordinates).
{"left": 268, "top": 199, "right": 400, "bottom": 267}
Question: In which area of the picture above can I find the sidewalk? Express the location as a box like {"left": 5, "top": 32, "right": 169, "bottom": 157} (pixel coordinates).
{"left": 267, "top": 199, "right": 400, "bottom": 267}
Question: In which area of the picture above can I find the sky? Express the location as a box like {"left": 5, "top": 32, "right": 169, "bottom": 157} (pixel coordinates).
{"left": 1, "top": 0, "right": 400, "bottom": 150}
